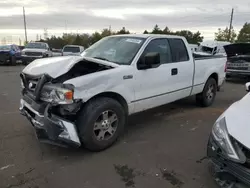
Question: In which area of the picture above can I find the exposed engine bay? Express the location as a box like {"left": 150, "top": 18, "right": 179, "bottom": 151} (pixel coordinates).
{"left": 53, "top": 60, "right": 113, "bottom": 83}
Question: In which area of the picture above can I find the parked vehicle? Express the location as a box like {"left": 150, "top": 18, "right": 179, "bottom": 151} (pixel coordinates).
{"left": 19, "top": 34, "right": 226, "bottom": 151}
{"left": 18, "top": 46, "right": 25, "bottom": 50}
{"left": 207, "top": 82, "right": 250, "bottom": 188}
{"left": 225, "top": 43, "right": 250, "bottom": 79}
{"left": 62, "top": 45, "right": 84, "bottom": 56}
{"left": 195, "top": 40, "right": 230, "bottom": 56}
{"left": 51, "top": 48, "right": 63, "bottom": 57}
{"left": 0, "top": 44, "right": 21, "bottom": 65}
{"left": 21, "top": 42, "right": 53, "bottom": 65}
{"left": 189, "top": 44, "right": 198, "bottom": 52}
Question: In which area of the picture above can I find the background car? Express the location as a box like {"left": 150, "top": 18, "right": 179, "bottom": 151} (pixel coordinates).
{"left": 0, "top": 44, "right": 21, "bottom": 65}
{"left": 62, "top": 45, "right": 84, "bottom": 56}
{"left": 207, "top": 82, "right": 250, "bottom": 188}
{"left": 21, "top": 42, "right": 53, "bottom": 65}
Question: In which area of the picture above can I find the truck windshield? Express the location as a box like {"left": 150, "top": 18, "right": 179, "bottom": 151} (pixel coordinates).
{"left": 82, "top": 36, "right": 146, "bottom": 65}
{"left": 25, "top": 43, "right": 47, "bottom": 49}
{"left": 63, "top": 46, "right": 80, "bottom": 53}
{"left": 0, "top": 45, "right": 11, "bottom": 50}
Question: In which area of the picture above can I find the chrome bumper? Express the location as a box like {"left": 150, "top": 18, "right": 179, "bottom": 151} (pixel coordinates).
{"left": 19, "top": 99, "right": 81, "bottom": 147}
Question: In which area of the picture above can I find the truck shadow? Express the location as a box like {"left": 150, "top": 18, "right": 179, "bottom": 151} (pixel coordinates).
{"left": 226, "top": 78, "right": 248, "bottom": 85}
{"left": 125, "top": 96, "right": 197, "bottom": 134}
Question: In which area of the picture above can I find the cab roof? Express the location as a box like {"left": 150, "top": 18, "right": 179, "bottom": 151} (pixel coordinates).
{"left": 109, "top": 34, "right": 186, "bottom": 40}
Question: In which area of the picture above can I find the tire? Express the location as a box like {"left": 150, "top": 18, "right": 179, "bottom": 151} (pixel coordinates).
{"left": 22, "top": 61, "right": 28, "bottom": 65}
{"left": 10, "top": 56, "right": 16, "bottom": 66}
{"left": 77, "top": 97, "right": 126, "bottom": 151}
{"left": 196, "top": 78, "right": 217, "bottom": 107}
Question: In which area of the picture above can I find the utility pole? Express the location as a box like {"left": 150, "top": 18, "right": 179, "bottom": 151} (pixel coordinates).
{"left": 228, "top": 8, "right": 234, "bottom": 42}
{"left": 23, "top": 7, "right": 28, "bottom": 44}
{"left": 65, "top": 20, "right": 67, "bottom": 34}
{"left": 44, "top": 28, "right": 48, "bottom": 40}
{"left": 109, "top": 25, "right": 111, "bottom": 33}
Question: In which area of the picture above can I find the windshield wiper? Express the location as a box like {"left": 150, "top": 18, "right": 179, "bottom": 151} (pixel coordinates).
{"left": 92, "top": 56, "right": 125, "bottom": 65}
{"left": 93, "top": 56, "right": 113, "bottom": 62}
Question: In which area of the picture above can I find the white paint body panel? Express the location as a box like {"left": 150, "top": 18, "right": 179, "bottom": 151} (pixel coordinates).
{"left": 222, "top": 92, "right": 250, "bottom": 148}
{"left": 22, "top": 34, "right": 227, "bottom": 115}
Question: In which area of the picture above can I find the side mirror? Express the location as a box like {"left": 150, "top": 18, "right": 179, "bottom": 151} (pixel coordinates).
{"left": 245, "top": 82, "right": 250, "bottom": 92}
{"left": 138, "top": 52, "right": 160, "bottom": 70}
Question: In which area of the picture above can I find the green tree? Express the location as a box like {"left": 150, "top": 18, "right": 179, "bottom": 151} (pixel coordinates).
{"left": 162, "top": 26, "right": 172, "bottom": 34}
{"left": 175, "top": 30, "right": 203, "bottom": 44}
{"left": 90, "top": 32, "right": 102, "bottom": 44}
{"left": 143, "top": 30, "right": 149, "bottom": 34}
{"left": 72, "top": 34, "right": 83, "bottom": 45}
{"left": 81, "top": 34, "right": 91, "bottom": 48}
{"left": 151, "top": 24, "right": 162, "bottom": 34}
{"left": 116, "top": 27, "right": 130, "bottom": 34}
{"left": 101, "top": 29, "right": 112, "bottom": 37}
{"left": 237, "top": 22, "right": 250, "bottom": 42}
{"left": 62, "top": 33, "right": 76, "bottom": 44}
{"left": 215, "top": 27, "right": 237, "bottom": 42}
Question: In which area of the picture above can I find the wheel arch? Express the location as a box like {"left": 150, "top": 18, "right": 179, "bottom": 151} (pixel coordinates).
{"left": 85, "top": 92, "right": 129, "bottom": 115}
{"left": 207, "top": 72, "right": 218, "bottom": 87}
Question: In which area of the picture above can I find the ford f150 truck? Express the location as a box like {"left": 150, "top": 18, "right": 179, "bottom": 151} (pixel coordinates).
{"left": 21, "top": 42, "right": 53, "bottom": 65}
{"left": 19, "top": 34, "right": 226, "bottom": 151}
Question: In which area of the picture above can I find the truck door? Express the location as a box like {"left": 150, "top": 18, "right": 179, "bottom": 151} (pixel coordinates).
{"left": 167, "top": 38, "right": 194, "bottom": 99}
{"left": 133, "top": 38, "right": 194, "bottom": 113}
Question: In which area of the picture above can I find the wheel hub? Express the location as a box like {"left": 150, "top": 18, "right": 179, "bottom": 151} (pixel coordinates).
{"left": 102, "top": 120, "right": 111, "bottom": 129}
{"left": 93, "top": 110, "right": 118, "bottom": 141}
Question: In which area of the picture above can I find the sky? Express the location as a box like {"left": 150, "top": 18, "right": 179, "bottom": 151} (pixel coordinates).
{"left": 0, "top": 0, "right": 249, "bottom": 45}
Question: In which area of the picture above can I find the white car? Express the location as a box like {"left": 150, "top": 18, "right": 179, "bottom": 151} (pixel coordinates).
{"left": 20, "top": 34, "right": 226, "bottom": 151}
{"left": 195, "top": 40, "right": 231, "bottom": 57}
{"left": 62, "top": 45, "right": 84, "bottom": 56}
{"left": 207, "top": 82, "right": 250, "bottom": 188}
{"left": 21, "top": 42, "right": 53, "bottom": 65}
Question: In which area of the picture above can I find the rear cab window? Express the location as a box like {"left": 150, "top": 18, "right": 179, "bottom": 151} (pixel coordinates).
{"left": 63, "top": 46, "right": 80, "bottom": 53}
{"left": 168, "top": 38, "right": 189, "bottom": 62}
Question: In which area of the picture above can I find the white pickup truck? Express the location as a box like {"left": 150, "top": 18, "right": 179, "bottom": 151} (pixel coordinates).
{"left": 19, "top": 34, "right": 226, "bottom": 151}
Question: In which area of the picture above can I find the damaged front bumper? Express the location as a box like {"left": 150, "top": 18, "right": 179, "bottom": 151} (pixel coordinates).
{"left": 207, "top": 135, "right": 250, "bottom": 187}
{"left": 19, "top": 98, "right": 81, "bottom": 148}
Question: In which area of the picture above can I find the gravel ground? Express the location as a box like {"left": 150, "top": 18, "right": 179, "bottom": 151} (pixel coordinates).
{"left": 0, "top": 65, "right": 247, "bottom": 188}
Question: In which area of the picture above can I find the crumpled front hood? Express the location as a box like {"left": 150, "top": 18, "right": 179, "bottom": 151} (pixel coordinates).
{"left": 22, "top": 56, "right": 119, "bottom": 78}
{"left": 22, "top": 48, "right": 47, "bottom": 53}
{"left": 224, "top": 92, "right": 250, "bottom": 148}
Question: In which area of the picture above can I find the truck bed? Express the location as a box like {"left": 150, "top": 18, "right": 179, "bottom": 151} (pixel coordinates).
{"left": 191, "top": 55, "right": 226, "bottom": 95}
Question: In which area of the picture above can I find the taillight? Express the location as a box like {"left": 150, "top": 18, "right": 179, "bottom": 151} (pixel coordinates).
{"left": 224, "top": 61, "right": 228, "bottom": 72}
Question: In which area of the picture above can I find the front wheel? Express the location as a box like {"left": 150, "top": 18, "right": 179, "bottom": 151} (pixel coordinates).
{"left": 196, "top": 78, "right": 217, "bottom": 107}
{"left": 77, "top": 97, "right": 126, "bottom": 151}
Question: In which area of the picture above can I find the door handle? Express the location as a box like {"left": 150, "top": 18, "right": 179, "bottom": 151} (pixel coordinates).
{"left": 171, "top": 68, "right": 178, "bottom": 75}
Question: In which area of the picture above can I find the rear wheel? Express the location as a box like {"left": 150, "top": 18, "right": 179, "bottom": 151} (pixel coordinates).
{"left": 77, "top": 97, "right": 126, "bottom": 151}
{"left": 196, "top": 78, "right": 217, "bottom": 107}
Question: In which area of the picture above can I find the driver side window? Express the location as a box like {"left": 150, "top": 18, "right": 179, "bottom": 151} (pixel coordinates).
{"left": 141, "top": 38, "right": 172, "bottom": 64}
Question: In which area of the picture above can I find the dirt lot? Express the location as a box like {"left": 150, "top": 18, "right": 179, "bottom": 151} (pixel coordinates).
{"left": 0, "top": 65, "right": 247, "bottom": 188}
